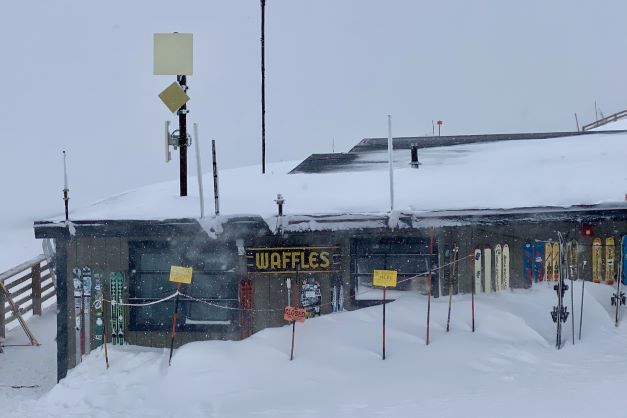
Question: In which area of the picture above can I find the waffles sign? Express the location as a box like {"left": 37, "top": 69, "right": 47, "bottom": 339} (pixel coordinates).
{"left": 246, "top": 246, "right": 340, "bottom": 274}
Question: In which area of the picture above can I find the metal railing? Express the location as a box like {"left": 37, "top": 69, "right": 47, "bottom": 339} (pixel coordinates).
{"left": 0, "top": 255, "right": 56, "bottom": 338}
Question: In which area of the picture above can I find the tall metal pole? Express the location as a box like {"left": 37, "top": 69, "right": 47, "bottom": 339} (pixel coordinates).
{"left": 178, "top": 75, "right": 188, "bottom": 196}
{"left": 211, "top": 140, "right": 220, "bottom": 215}
{"left": 387, "top": 115, "right": 394, "bottom": 211}
{"left": 62, "top": 151, "right": 69, "bottom": 221}
{"left": 193, "top": 123, "right": 204, "bottom": 218}
{"left": 261, "top": 0, "right": 266, "bottom": 174}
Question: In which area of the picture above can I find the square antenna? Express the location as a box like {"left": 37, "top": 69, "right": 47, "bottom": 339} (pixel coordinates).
{"left": 154, "top": 33, "right": 193, "bottom": 75}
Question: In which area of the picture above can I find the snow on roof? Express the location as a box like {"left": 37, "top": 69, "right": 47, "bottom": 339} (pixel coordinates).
{"left": 57, "top": 131, "right": 627, "bottom": 222}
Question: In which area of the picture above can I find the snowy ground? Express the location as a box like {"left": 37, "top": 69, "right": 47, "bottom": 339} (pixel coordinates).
{"left": 5, "top": 282, "right": 627, "bottom": 417}
{"left": 0, "top": 305, "right": 57, "bottom": 402}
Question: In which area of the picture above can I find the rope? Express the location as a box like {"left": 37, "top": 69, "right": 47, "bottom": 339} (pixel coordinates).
{"left": 95, "top": 291, "right": 179, "bottom": 308}
{"left": 94, "top": 252, "right": 474, "bottom": 314}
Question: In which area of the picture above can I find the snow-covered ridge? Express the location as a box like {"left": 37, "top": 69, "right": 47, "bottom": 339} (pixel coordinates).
{"left": 50, "top": 132, "right": 627, "bottom": 222}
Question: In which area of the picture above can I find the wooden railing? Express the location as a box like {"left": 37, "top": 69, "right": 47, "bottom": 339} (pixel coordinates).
{"left": 582, "top": 109, "right": 627, "bottom": 131}
{"left": 0, "top": 254, "right": 56, "bottom": 338}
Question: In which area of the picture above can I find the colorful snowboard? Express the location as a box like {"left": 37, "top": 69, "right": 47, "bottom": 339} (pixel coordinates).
{"left": 502, "top": 244, "right": 510, "bottom": 290}
{"left": 474, "top": 248, "right": 482, "bottom": 293}
{"left": 484, "top": 247, "right": 492, "bottom": 293}
{"left": 592, "top": 238, "right": 602, "bottom": 283}
{"left": 606, "top": 237, "right": 615, "bottom": 285}
{"left": 552, "top": 242, "right": 560, "bottom": 282}
{"left": 72, "top": 268, "right": 83, "bottom": 363}
{"left": 93, "top": 269, "right": 104, "bottom": 349}
{"left": 494, "top": 244, "right": 502, "bottom": 292}
{"left": 81, "top": 267, "right": 92, "bottom": 355}
{"left": 523, "top": 242, "right": 533, "bottom": 288}
{"left": 533, "top": 242, "right": 545, "bottom": 282}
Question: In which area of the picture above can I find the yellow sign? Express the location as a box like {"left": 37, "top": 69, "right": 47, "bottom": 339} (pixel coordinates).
{"left": 373, "top": 269, "right": 397, "bottom": 287}
{"left": 169, "top": 266, "right": 193, "bottom": 284}
{"left": 159, "top": 82, "right": 190, "bottom": 113}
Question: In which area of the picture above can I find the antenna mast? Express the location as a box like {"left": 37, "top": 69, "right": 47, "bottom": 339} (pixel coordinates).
{"left": 62, "top": 151, "right": 69, "bottom": 221}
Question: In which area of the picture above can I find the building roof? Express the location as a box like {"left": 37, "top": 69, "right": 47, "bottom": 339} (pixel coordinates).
{"left": 34, "top": 128, "right": 627, "bottom": 229}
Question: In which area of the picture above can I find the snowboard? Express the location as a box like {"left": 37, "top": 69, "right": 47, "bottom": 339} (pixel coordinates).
{"left": 484, "top": 246, "right": 492, "bottom": 293}
{"left": 93, "top": 269, "right": 104, "bottom": 349}
{"left": 592, "top": 238, "right": 602, "bottom": 283}
{"left": 331, "top": 284, "right": 338, "bottom": 313}
{"left": 494, "top": 244, "right": 502, "bottom": 292}
{"left": 300, "top": 279, "right": 322, "bottom": 317}
{"left": 72, "top": 268, "right": 83, "bottom": 363}
{"left": 534, "top": 242, "right": 545, "bottom": 282}
{"left": 544, "top": 242, "right": 553, "bottom": 285}
{"left": 474, "top": 248, "right": 482, "bottom": 293}
{"left": 81, "top": 267, "right": 92, "bottom": 355}
{"left": 338, "top": 284, "right": 344, "bottom": 311}
{"left": 606, "top": 237, "right": 615, "bottom": 285}
{"left": 552, "top": 242, "right": 560, "bottom": 282}
{"left": 523, "top": 242, "right": 533, "bottom": 288}
{"left": 502, "top": 244, "right": 510, "bottom": 289}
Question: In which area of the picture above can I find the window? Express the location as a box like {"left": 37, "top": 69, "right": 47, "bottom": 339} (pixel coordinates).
{"left": 128, "top": 240, "right": 239, "bottom": 331}
{"left": 351, "top": 237, "right": 437, "bottom": 301}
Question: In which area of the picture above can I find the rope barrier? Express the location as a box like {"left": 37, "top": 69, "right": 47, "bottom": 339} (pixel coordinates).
{"left": 92, "top": 252, "right": 475, "bottom": 314}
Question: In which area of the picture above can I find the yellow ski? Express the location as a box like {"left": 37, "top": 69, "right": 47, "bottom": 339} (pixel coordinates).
{"left": 552, "top": 242, "right": 560, "bottom": 282}
{"left": 592, "top": 238, "right": 602, "bottom": 283}
{"left": 544, "top": 242, "right": 553, "bottom": 284}
{"left": 606, "top": 237, "right": 615, "bottom": 285}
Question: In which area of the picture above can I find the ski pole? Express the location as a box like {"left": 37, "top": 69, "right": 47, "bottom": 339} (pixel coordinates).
{"left": 382, "top": 286, "right": 386, "bottom": 360}
{"left": 471, "top": 272, "right": 475, "bottom": 333}
{"left": 168, "top": 283, "right": 181, "bottom": 366}
{"left": 579, "top": 261, "right": 586, "bottom": 340}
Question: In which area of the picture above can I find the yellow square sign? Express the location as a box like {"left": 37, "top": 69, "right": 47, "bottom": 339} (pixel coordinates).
{"left": 169, "top": 266, "right": 193, "bottom": 284}
{"left": 159, "top": 81, "right": 190, "bottom": 113}
{"left": 373, "top": 269, "right": 397, "bottom": 287}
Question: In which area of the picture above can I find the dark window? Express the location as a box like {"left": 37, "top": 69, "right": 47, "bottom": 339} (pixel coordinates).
{"left": 128, "top": 240, "right": 239, "bottom": 331}
{"left": 350, "top": 237, "right": 437, "bottom": 301}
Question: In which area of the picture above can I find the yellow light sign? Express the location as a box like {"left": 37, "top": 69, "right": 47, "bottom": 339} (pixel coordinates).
{"left": 169, "top": 266, "right": 193, "bottom": 284}
{"left": 373, "top": 269, "right": 397, "bottom": 287}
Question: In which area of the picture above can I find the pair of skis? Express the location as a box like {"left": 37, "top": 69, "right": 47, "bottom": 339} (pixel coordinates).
{"left": 474, "top": 244, "right": 509, "bottom": 294}
{"left": 72, "top": 267, "right": 92, "bottom": 363}
{"left": 73, "top": 268, "right": 123, "bottom": 364}
{"left": 110, "top": 273, "right": 125, "bottom": 345}
{"left": 592, "top": 237, "right": 616, "bottom": 284}
{"left": 551, "top": 234, "right": 570, "bottom": 349}
{"left": 610, "top": 236, "right": 626, "bottom": 326}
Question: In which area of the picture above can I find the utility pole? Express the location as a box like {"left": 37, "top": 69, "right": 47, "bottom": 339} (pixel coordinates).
{"left": 178, "top": 75, "right": 188, "bottom": 196}
{"left": 261, "top": 0, "right": 267, "bottom": 174}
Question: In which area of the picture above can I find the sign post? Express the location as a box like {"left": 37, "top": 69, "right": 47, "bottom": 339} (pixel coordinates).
{"left": 373, "top": 269, "right": 397, "bottom": 360}
{"left": 154, "top": 33, "right": 193, "bottom": 197}
{"left": 167, "top": 266, "right": 193, "bottom": 365}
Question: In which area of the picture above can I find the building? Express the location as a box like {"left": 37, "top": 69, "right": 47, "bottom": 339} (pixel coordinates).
{"left": 34, "top": 129, "right": 627, "bottom": 381}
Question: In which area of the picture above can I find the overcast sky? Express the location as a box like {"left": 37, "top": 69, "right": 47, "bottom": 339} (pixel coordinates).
{"left": 2, "top": 0, "right": 626, "bottom": 228}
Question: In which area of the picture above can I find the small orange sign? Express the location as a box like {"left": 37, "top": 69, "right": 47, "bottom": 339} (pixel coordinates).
{"left": 284, "top": 306, "right": 307, "bottom": 323}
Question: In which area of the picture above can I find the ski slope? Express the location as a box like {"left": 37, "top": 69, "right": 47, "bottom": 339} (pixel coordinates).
{"left": 5, "top": 282, "right": 627, "bottom": 417}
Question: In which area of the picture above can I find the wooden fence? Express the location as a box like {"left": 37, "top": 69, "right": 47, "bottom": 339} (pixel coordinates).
{"left": 0, "top": 254, "right": 56, "bottom": 338}
{"left": 582, "top": 109, "right": 627, "bottom": 131}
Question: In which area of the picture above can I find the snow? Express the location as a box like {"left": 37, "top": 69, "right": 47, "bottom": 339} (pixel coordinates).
{"left": 5, "top": 283, "right": 627, "bottom": 417}
{"left": 44, "top": 132, "right": 627, "bottom": 223}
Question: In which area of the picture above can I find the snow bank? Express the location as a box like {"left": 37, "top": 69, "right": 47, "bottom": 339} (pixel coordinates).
{"left": 57, "top": 133, "right": 627, "bottom": 222}
{"left": 8, "top": 283, "right": 627, "bottom": 417}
